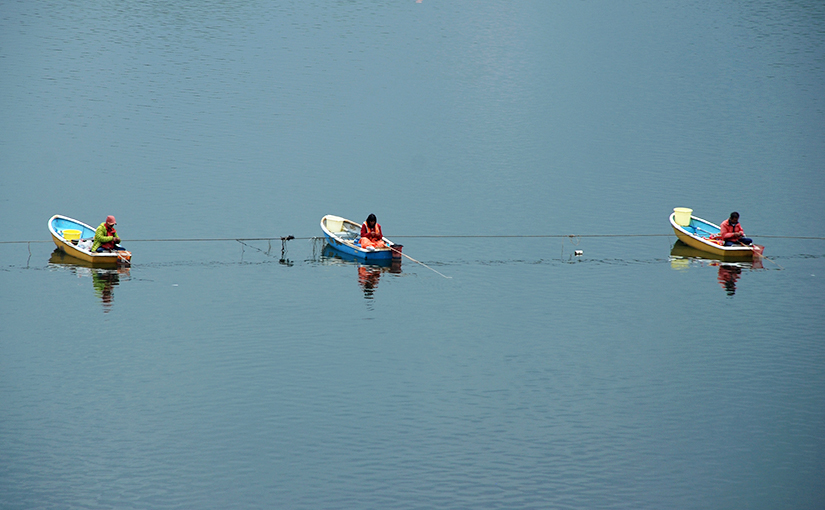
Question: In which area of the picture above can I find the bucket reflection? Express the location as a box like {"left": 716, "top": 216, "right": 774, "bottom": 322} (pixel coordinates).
{"left": 50, "top": 249, "right": 130, "bottom": 312}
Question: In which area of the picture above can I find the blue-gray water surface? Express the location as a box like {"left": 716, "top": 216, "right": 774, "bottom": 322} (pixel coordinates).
{"left": 2, "top": 1, "right": 824, "bottom": 509}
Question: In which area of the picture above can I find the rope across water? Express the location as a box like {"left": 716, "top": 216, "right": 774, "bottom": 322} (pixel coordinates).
{"left": 3, "top": 234, "right": 824, "bottom": 244}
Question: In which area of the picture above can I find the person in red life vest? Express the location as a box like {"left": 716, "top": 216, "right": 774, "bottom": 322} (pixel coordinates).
{"left": 719, "top": 212, "right": 752, "bottom": 246}
{"left": 359, "top": 213, "right": 386, "bottom": 250}
{"left": 91, "top": 215, "right": 125, "bottom": 253}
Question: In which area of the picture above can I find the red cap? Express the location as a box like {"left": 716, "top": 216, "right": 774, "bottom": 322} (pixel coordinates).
{"left": 106, "top": 215, "right": 116, "bottom": 225}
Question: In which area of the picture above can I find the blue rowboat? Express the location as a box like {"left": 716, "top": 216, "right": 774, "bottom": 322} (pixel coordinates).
{"left": 320, "top": 215, "right": 402, "bottom": 263}
{"left": 48, "top": 214, "right": 131, "bottom": 266}
{"left": 669, "top": 210, "right": 763, "bottom": 260}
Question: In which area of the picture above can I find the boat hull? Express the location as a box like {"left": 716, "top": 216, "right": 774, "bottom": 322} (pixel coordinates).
{"left": 320, "top": 215, "right": 401, "bottom": 263}
{"left": 48, "top": 215, "right": 131, "bottom": 267}
{"left": 321, "top": 245, "right": 401, "bottom": 270}
{"left": 669, "top": 212, "right": 763, "bottom": 261}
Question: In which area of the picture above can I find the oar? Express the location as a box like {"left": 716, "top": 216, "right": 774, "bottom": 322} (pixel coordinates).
{"left": 734, "top": 240, "right": 759, "bottom": 259}
{"left": 388, "top": 245, "right": 451, "bottom": 279}
{"left": 695, "top": 227, "right": 772, "bottom": 263}
{"left": 694, "top": 226, "right": 717, "bottom": 237}
{"left": 695, "top": 225, "right": 754, "bottom": 251}
{"left": 733, "top": 240, "right": 785, "bottom": 268}
{"left": 736, "top": 240, "right": 777, "bottom": 263}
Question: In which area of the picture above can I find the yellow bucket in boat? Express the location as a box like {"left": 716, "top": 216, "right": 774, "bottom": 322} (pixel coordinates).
{"left": 673, "top": 208, "right": 693, "bottom": 226}
{"left": 62, "top": 229, "right": 81, "bottom": 241}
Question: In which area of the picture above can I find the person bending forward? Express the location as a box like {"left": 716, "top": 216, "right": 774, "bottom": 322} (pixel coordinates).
{"left": 91, "top": 215, "right": 125, "bottom": 252}
{"left": 360, "top": 214, "right": 386, "bottom": 250}
{"left": 719, "top": 211, "right": 752, "bottom": 246}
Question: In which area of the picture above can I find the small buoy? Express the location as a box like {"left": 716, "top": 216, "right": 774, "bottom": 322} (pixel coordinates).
{"left": 574, "top": 250, "right": 583, "bottom": 256}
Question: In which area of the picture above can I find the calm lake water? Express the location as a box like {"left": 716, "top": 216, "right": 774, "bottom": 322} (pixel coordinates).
{"left": 2, "top": 1, "right": 824, "bottom": 509}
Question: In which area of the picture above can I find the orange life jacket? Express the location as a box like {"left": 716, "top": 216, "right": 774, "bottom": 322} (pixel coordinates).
{"left": 361, "top": 222, "right": 382, "bottom": 241}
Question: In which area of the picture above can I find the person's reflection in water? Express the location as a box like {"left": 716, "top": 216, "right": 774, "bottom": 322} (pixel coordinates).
{"left": 717, "top": 264, "right": 742, "bottom": 296}
{"left": 358, "top": 266, "right": 382, "bottom": 299}
{"left": 92, "top": 269, "right": 123, "bottom": 313}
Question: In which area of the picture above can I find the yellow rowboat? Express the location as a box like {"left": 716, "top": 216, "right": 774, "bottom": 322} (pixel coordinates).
{"left": 48, "top": 214, "right": 131, "bottom": 267}
{"left": 669, "top": 210, "right": 763, "bottom": 261}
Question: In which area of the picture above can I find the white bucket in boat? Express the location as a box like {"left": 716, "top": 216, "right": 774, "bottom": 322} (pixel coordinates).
{"left": 673, "top": 208, "right": 693, "bottom": 226}
{"left": 325, "top": 216, "right": 345, "bottom": 233}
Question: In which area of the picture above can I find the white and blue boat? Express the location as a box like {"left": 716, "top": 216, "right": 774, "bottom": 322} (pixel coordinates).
{"left": 320, "top": 215, "right": 402, "bottom": 263}
{"left": 48, "top": 214, "right": 131, "bottom": 266}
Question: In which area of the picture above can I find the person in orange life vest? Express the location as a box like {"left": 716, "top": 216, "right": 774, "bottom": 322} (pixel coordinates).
{"left": 719, "top": 211, "right": 752, "bottom": 246}
{"left": 359, "top": 213, "right": 386, "bottom": 250}
{"left": 91, "top": 215, "right": 125, "bottom": 253}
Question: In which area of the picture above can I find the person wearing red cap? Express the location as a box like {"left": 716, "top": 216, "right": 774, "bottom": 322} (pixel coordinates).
{"left": 91, "top": 215, "right": 124, "bottom": 253}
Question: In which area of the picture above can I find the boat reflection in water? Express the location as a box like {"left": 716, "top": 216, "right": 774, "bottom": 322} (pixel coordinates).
{"left": 49, "top": 249, "right": 130, "bottom": 312}
{"left": 670, "top": 241, "right": 762, "bottom": 296}
{"left": 321, "top": 245, "right": 401, "bottom": 299}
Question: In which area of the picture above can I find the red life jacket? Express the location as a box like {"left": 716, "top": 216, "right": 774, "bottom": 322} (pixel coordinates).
{"left": 101, "top": 224, "right": 118, "bottom": 250}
